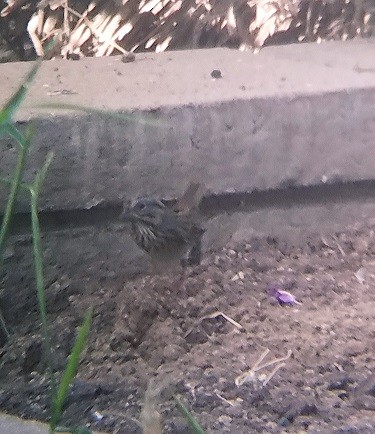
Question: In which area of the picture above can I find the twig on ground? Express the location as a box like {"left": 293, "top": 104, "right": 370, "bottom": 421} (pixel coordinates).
{"left": 235, "top": 349, "right": 292, "bottom": 387}
{"left": 184, "top": 310, "right": 244, "bottom": 339}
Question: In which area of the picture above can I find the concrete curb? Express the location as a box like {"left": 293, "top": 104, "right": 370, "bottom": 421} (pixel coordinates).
{"left": 1, "top": 40, "right": 375, "bottom": 212}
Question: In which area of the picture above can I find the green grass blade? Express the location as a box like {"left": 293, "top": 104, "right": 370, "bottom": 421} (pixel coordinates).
{"left": 174, "top": 396, "right": 206, "bottom": 434}
{"left": 30, "top": 152, "right": 56, "bottom": 398}
{"left": 0, "top": 124, "right": 34, "bottom": 258}
{"left": 32, "top": 151, "right": 54, "bottom": 196}
{"left": 0, "top": 143, "right": 28, "bottom": 254}
{"left": 0, "top": 177, "right": 31, "bottom": 192}
{"left": 0, "top": 60, "right": 41, "bottom": 132}
{"left": 3, "top": 123, "right": 30, "bottom": 149}
{"left": 50, "top": 307, "right": 93, "bottom": 432}
{"left": 0, "top": 128, "right": 30, "bottom": 340}
{"left": 0, "top": 64, "right": 39, "bottom": 342}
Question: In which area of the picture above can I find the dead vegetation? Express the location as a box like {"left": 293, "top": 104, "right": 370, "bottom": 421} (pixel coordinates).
{"left": 1, "top": 0, "right": 375, "bottom": 61}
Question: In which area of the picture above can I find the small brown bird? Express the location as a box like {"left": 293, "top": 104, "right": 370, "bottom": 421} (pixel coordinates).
{"left": 121, "top": 184, "right": 205, "bottom": 268}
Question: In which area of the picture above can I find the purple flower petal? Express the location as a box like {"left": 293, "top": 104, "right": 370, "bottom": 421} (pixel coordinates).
{"left": 268, "top": 284, "right": 282, "bottom": 297}
{"left": 268, "top": 284, "right": 301, "bottom": 306}
{"left": 276, "top": 290, "right": 301, "bottom": 305}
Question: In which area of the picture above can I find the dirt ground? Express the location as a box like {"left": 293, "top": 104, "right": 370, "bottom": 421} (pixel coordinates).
{"left": 1, "top": 223, "right": 375, "bottom": 434}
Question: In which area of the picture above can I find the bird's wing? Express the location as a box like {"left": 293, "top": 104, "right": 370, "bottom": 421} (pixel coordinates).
{"left": 161, "top": 210, "right": 204, "bottom": 243}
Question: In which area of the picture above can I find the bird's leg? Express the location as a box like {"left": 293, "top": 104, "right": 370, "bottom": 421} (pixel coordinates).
{"left": 187, "top": 237, "right": 203, "bottom": 266}
{"left": 171, "top": 265, "right": 187, "bottom": 292}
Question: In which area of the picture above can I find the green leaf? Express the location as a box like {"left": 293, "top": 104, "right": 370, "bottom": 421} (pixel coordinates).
{"left": 174, "top": 396, "right": 206, "bottom": 434}
{"left": 0, "top": 60, "right": 41, "bottom": 133}
{"left": 3, "top": 123, "right": 26, "bottom": 149}
{"left": 50, "top": 308, "right": 93, "bottom": 431}
{"left": 31, "top": 150, "right": 54, "bottom": 197}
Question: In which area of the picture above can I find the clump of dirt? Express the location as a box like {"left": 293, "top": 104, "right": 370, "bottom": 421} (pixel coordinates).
{"left": 1, "top": 224, "right": 375, "bottom": 433}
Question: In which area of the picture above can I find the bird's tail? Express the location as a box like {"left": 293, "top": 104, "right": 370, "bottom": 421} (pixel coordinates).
{"left": 173, "top": 182, "right": 206, "bottom": 216}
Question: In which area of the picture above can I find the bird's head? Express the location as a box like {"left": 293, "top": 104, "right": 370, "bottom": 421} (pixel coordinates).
{"left": 121, "top": 197, "right": 166, "bottom": 226}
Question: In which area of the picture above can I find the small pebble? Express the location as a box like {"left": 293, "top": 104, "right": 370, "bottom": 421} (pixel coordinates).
{"left": 211, "top": 69, "right": 222, "bottom": 79}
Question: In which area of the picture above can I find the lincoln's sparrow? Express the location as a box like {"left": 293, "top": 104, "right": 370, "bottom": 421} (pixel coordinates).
{"left": 121, "top": 184, "right": 205, "bottom": 267}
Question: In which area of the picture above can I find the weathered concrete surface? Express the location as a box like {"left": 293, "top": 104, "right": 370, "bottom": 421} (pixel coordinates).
{"left": 1, "top": 40, "right": 375, "bottom": 212}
